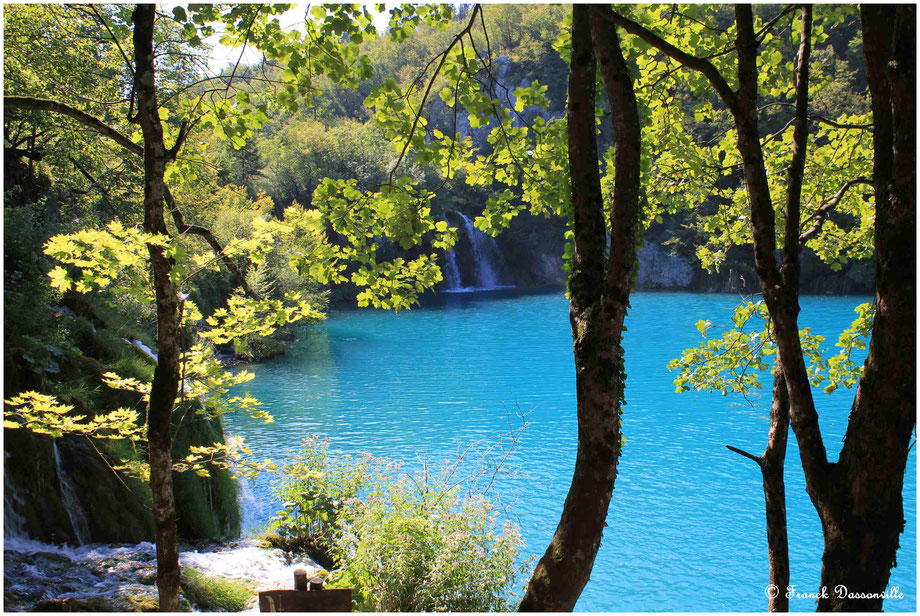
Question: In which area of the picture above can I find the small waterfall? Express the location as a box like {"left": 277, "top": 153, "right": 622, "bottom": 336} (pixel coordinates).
{"left": 457, "top": 213, "right": 508, "bottom": 289}
{"left": 123, "top": 338, "right": 157, "bottom": 361}
{"left": 4, "top": 537, "right": 322, "bottom": 612}
{"left": 442, "top": 248, "right": 463, "bottom": 291}
{"left": 4, "top": 452, "right": 27, "bottom": 538}
{"left": 53, "top": 442, "right": 92, "bottom": 546}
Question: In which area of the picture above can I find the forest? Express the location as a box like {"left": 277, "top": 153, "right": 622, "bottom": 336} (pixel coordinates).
{"left": 2, "top": 2, "right": 915, "bottom": 613}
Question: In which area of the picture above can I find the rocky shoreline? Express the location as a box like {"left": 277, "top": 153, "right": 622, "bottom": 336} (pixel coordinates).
{"left": 3, "top": 537, "right": 319, "bottom": 612}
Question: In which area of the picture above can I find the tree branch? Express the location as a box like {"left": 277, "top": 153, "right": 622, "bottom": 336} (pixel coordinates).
{"left": 388, "top": 4, "right": 482, "bottom": 185}
{"left": 798, "top": 177, "right": 873, "bottom": 246}
{"left": 726, "top": 444, "right": 764, "bottom": 466}
{"left": 604, "top": 8, "right": 738, "bottom": 112}
{"left": 4, "top": 95, "right": 255, "bottom": 299}
{"left": 164, "top": 188, "right": 257, "bottom": 299}
{"left": 88, "top": 4, "right": 135, "bottom": 77}
{"left": 5, "top": 146, "right": 44, "bottom": 161}
{"left": 781, "top": 5, "right": 813, "bottom": 297}
{"left": 5, "top": 95, "right": 143, "bottom": 156}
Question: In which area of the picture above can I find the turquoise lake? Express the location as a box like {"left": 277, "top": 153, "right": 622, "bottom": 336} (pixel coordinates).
{"left": 225, "top": 290, "right": 917, "bottom": 611}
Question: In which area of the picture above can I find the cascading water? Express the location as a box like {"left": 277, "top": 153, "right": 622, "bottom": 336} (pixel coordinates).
{"left": 3, "top": 537, "right": 321, "bottom": 612}
{"left": 4, "top": 452, "right": 27, "bottom": 538}
{"left": 442, "top": 248, "right": 463, "bottom": 291}
{"left": 52, "top": 442, "right": 92, "bottom": 546}
{"left": 456, "top": 213, "right": 509, "bottom": 290}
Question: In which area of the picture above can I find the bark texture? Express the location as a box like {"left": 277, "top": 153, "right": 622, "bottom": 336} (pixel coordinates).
{"left": 762, "top": 369, "right": 790, "bottom": 612}
{"left": 805, "top": 6, "right": 917, "bottom": 610}
{"left": 729, "top": 365, "right": 791, "bottom": 612}
{"left": 605, "top": 4, "right": 914, "bottom": 609}
{"left": 734, "top": 6, "right": 915, "bottom": 609}
{"left": 131, "top": 5, "right": 183, "bottom": 612}
{"left": 6, "top": 5, "right": 251, "bottom": 612}
{"left": 519, "top": 5, "right": 642, "bottom": 610}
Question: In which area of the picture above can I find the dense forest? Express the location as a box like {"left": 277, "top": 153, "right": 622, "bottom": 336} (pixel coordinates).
{"left": 3, "top": 3, "right": 915, "bottom": 613}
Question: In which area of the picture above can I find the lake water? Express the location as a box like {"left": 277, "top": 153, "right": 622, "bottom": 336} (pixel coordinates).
{"left": 225, "top": 290, "right": 916, "bottom": 611}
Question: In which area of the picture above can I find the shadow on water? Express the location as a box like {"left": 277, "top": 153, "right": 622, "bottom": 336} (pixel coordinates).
{"left": 330, "top": 285, "right": 566, "bottom": 314}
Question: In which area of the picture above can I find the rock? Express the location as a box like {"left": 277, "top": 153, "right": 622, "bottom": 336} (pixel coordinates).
{"left": 121, "top": 588, "right": 161, "bottom": 612}
{"left": 137, "top": 569, "right": 157, "bottom": 586}
{"left": 32, "top": 596, "right": 117, "bottom": 612}
{"left": 181, "top": 567, "right": 254, "bottom": 612}
{"left": 636, "top": 242, "right": 694, "bottom": 289}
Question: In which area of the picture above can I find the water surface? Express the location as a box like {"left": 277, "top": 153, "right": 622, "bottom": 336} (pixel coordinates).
{"left": 226, "top": 290, "right": 916, "bottom": 611}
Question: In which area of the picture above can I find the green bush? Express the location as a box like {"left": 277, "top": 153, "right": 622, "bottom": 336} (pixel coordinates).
{"left": 270, "top": 436, "right": 378, "bottom": 566}
{"left": 271, "top": 438, "right": 527, "bottom": 612}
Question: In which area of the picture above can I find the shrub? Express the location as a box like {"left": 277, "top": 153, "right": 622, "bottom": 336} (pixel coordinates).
{"left": 271, "top": 438, "right": 527, "bottom": 612}
{"left": 270, "top": 436, "right": 379, "bottom": 566}
{"left": 333, "top": 476, "right": 526, "bottom": 612}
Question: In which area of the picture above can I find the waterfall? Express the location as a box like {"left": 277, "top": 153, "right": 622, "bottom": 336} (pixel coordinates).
{"left": 442, "top": 247, "right": 463, "bottom": 291}
{"left": 4, "top": 452, "right": 27, "bottom": 538}
{"left": 123, "top": 338, "right": 157, "bottom": 361}
{"left": 53, "top": 442, "right": 92, "bottom": 545}
{"left": 457, "top": 213, "right": 508, "bottom": 289}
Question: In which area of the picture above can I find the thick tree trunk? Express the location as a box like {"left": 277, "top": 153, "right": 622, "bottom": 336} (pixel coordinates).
{"left": 733, "top": 5, "right": 915, "bottom": 609}
{"left": 518, "top": 5, "right": 642, "bottom": 611}
{"left": 132, "top": 5, "right": 183, "bottom": 612}
{"left": 811, "top": 6, "right": 917, "bottom": 611}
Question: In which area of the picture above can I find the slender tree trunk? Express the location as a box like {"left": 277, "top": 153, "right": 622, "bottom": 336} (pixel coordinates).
{"left": 762, "top": 369, "right": 790, "bottom": 612}
{"left": 519, "top": 5, "right": 642, "bottom": 610}
{"left": 730, "top": 366, "right": 791, "bottom": 612}
{"left": 132, "top": 5, "right": 183, "bottom": 611}
{"left": 728, "top": 8, "right": 811, "bottom": 606}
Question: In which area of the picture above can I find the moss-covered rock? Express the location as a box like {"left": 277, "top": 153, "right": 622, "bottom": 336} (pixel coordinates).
{"left": 32, "top": 595, "right": 118, "bottom": 612}
{"left": 5, "top": 248, "right": 240, "bottom": 546}
{"left": 171, "top": 417, "right": 241, "bottom": 540}
{"left": 122, "top": 592, "right": 160, "bottom": 612}
{"left": 5, "top": 412, "right": 241, "bottom": 545}
{"left": 180, "top": 567, "right": 254, "bottom": 612}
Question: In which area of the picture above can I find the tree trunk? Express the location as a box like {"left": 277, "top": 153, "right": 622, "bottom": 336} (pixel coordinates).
{"left": 604, "top": 4, "right": 914, "bottom": 608}
{"left": 811, "top": 6, "right": 916, "bottom": 610}
{"left": 762, "top": 368, "right": 790, "bottom": 612}
{"left": 733, "top": 5, "right": 915, "bottom": 609}
{"left": 519, "top": 5, "right": 642, "bottom": 610}
{"left": 131, "top": 5, "right": 183, "bottom": 612}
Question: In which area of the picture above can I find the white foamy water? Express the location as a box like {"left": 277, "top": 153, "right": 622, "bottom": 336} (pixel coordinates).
{"left": 180, "top": 541, "right": 321, "bottom": 591}
{"left": 3, "top": 537, "right": 319, "bottom": 612}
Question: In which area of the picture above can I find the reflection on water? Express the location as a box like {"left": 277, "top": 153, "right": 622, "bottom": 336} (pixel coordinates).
{"left": 226, "top": 290, "right": 916, "bottom": 611}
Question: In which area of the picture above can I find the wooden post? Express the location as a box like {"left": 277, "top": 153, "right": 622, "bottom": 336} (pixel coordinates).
{"left": 309, "top": 577, "right": 325, "bottom": 591}
{"left": 293, "top": 568, "right": 308, "bottom": 591}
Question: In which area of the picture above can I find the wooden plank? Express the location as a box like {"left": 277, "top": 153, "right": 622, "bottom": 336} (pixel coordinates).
{"left": 258, "top": 589, "right": 352, "bottom": 612}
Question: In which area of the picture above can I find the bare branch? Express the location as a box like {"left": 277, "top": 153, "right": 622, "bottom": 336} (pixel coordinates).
{"left": 726, "top": 444, "right": 764, "bottom": 465}
{"left": 798, "top": 177, "right": 873, "bottom": 246}
{"left": 5, "top": 95, "right": 143, "bottom": 156}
